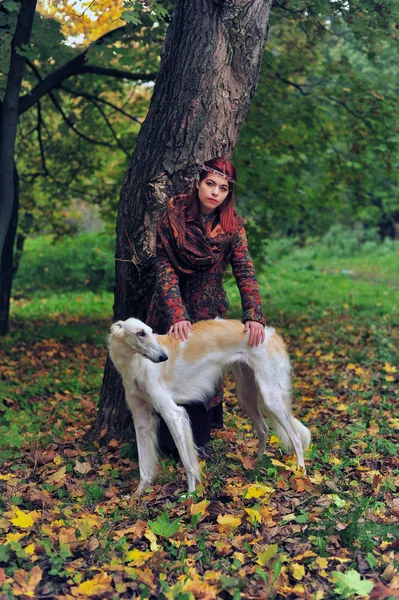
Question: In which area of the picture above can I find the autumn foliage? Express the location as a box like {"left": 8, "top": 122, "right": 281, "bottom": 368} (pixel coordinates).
{"left": 1, "top": 305, "right": 398, "bottom": 598}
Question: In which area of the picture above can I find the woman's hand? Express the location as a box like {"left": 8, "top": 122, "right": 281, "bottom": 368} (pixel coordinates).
{"left": 168, "top": 320, "right": 193, "bottom": 341}
{"left": 244, "top": 321, "right": 265, "bottom": 347}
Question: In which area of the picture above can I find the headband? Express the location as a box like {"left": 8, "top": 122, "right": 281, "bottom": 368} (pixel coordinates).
{"left": 201, "top": 165, "right": 236, "bottom": 184}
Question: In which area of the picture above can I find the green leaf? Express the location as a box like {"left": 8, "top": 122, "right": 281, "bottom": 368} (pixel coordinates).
{"left": 3, "top": 0, "right": 20, "bottom": 12}
{"left": 332, "top": 570, "right": 374, "bottom": 598}
{"left": 122, "top": 10, "right": 142, "bottom": 25}
{"left": 148, "top": 511, "right": 180, "bottom": 538}
{"left": 15, "top": 43, "right": 36, "bottom": 61}
{"left": 295, "top": 509, "right": 309, "bottom": 523}
{"left": 0, "top": 544, "right": 10, "bottom": 563}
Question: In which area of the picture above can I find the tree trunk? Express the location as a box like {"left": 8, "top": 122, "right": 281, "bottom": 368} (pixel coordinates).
{"left": 88, "top": 0, "right": 272, "bottom": 443}
{"left": 0, "top": 0, "right": 37, "bottom": 335}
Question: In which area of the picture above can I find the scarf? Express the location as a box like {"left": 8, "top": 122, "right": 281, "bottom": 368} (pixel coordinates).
{"left": 158, "top": 196, "right": 242, "bottom": 275}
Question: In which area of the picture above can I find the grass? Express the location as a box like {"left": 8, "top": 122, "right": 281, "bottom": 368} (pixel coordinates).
{"left": 0, "top": 232, "right": 398, "bottom": 599}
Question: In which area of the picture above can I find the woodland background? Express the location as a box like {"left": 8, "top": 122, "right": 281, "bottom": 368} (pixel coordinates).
{"left": 0, "top": 1, "right": 398, "bottom": 599}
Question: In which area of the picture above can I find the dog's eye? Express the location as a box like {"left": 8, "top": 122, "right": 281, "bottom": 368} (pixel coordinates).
{"left": 136, "top": 330, "right": 146, "bottom": 337}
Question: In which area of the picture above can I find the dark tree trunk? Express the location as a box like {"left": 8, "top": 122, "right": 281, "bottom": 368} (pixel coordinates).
{"left": 88, "top": 0, "right": 272, "bottom": 443}
{"left": 0, "top": 0, "right": 37, "bottom": 335}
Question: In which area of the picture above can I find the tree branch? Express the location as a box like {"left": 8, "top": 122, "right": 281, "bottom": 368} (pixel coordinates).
{"left": 78, "top": 65, "right": 157, "bottom": 81}
{"left": 60, "top": 85, "right": 143, "bottom": 124}
{"left": 67, "top": 90, "right": 131, "bottom": 158}
{"left": 265, "top": 63, "right": 312, "bottom": 96}
{"left": 325, "top": 94, "right": 376, "bottom": 132}
{"left": 25, "top": 59, "right": 116, "bottom": 147}
{"left": 18, "top": 25, "right": 157, "bottom": 115}
{"left": 36, "top": 101, "right": 48, "bottom": 175}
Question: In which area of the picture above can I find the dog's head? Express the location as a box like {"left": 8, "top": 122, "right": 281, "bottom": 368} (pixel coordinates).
{"left": 110, "top": 318, "right": 168, "bottom": 363}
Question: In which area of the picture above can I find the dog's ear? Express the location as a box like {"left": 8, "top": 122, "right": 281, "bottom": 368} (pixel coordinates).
{"left": 110, "top": 322, "right": 125, "bottom": 338}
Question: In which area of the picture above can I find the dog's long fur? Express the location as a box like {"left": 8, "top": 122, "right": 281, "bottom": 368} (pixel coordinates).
{"left": 109, "top": 318, "right": 311, "bottom": 493}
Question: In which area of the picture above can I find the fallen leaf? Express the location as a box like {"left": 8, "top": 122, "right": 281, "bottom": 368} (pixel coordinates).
{"left": 217, "top": 514, "right": 242, "bottom": 534}
{"left": 291, "top": 562, "right": 305, "bottom": 581}
{"left": 74, "top": 460, "right": 92, "bottom": 475}
{"left": 10, "top": 509, "right": 41, "bottom": 529}
{"left": 12, "top": 566, "right": 42, "bottom": 597}
{"left": 75, "top": 572, "right": 113, "bottom": 596}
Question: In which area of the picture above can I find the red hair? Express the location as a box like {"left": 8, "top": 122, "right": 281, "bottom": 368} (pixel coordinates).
{"left": 185, "top": 158, "right": 238, "bottom": 234}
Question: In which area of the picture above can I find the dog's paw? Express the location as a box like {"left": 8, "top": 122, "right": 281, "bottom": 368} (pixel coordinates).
{"left": 134, "top": 481, "right": 153, "bottom": 497}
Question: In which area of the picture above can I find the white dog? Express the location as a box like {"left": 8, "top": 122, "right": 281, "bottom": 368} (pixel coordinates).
{"left": 109, "top": 318, "right": 311, "bottom": 494}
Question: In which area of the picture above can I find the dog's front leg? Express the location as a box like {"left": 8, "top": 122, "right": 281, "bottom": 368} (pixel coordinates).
{"left": 152, "top": 391, "right": 201, "bottom": 493}
{"left": 126, "top": 393, "right": 159, "bottom": 494}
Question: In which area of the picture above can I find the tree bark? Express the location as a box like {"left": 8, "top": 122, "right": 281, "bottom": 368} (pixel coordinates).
{"left": 88, "top": 0, "right": 272, "bottom": 443}
{"left": 0, "top": 0, "right": 37, "bottom": 335}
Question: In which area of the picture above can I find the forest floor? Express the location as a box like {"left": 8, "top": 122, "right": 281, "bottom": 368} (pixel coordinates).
{"left": 0, "top": 238, "right": 398, "bottom": 599}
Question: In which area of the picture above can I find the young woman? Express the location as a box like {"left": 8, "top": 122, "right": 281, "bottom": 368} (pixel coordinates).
{"left": 146, "top": 157, "right": 265, "bottom": 457}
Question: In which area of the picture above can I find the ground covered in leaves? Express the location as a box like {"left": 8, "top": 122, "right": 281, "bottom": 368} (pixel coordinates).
{"left": 0, "top": 308, "right": 398, "bottom": 599}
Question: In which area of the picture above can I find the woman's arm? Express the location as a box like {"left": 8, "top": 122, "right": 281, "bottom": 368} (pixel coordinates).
{"left": 230, "top": 225, "right": 266, "bottom": 329}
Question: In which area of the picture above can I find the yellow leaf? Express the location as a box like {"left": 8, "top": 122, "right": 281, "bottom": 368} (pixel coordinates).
{"left": 385, "top": 375, "right": 394, "bottom": 382}
{"left": 309, "top": 472, "right": 324, "bottom": 484}
{"left": 216, "top": 514, "right": 241, "bottom": 534}
{"left": 256, "top": 544, "right": 278, "bottom": 566}
{"left": 11, "top": 509, "right": 40, "bottom": 529}
{"left": 0, "top": 473, "right": 14, "bottom": 481}
{"left": 328, "top": 457, "right": 342, "bottom": 465}
{"left": 73, "top": 515, "right": 101, "bottom": 539}
{"left": 233, "top": 552, "right": 246, "bottom": 564}
{"left": 269, "top": 435, "right": 281, "bottom": 444}
{"left": 125, "top": 548, "right": 153, "bottom": 566}
{"left": 384, "top": 362, "right": 397, "bottom": 373}
{"left": 24, "top": 544, "right": 35, "bottom": 556}
{"left": 291, "top": 563, "right": 305, "bottom": 581}
{"left": 295, "top": 550, "right": 316, "bottom": 561}
{"left": 144, "top": 530, "right": 160, "bottom": 551}
{"left": 336, "top": 404, "right": 347, "bottom": 412}
{"left": 6, "top": 532, "right": 27, "bottom": 543}
{"left": 270, "top": 459, "right": 291, "bottom": 470}
{"left": 53, "top": 455, "right": 63, "bottom": 465}
{"left": 77, "top": 573, "right": 113, "bottom": 597}
{"left": 346, "top": 363, "right": 356, "bottom": 370}
{"left": 245, "top": 507, "right": 261, "bottom": 525}
{"left": 204, "top": 570, "right": 223, "bottom": 582}
{"left": 314, "top": 556, "right": 328, "bottom": 569}
{"left": 190, "top": 499, "right": 209, "bottom": 516}
{"left": 245, "top": 484, "right": 274, "bottom": 499}
{"left": 47, "top": 465, "right": 67, "bottom": 484}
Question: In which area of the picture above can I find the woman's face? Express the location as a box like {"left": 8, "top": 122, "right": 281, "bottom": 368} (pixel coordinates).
{"left": 196, "top": 173, "right": 230, "bottom": 215}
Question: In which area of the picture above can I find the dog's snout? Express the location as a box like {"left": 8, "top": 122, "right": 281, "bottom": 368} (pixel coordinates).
{"left": 158, "top": 352, "right": 168, "bottom": 362}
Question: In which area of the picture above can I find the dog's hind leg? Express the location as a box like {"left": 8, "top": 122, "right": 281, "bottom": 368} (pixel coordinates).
{"left": 126, "top": 394, "right": 159, "bottom": 494}
{"left": 255, "top": 379, "right": 307, "bottom": 471}
{"left": 152, "top": 392, "right": 201, "bottom": 493}
{"left": 232, "top": 363, "right": 269, "bottom": 459}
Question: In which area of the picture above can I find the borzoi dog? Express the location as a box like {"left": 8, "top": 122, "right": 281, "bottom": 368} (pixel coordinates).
{"left": 109, "top": 318, "right": 311, "bottom": 494}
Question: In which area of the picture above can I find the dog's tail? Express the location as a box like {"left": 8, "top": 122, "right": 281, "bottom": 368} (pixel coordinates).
{"left": 263, "top": 398, "right": 311, "bottom": 453}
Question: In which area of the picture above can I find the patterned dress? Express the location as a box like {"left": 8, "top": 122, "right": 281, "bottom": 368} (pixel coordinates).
{"left": 146, "top": 196, "right": 265, "bottom": 448}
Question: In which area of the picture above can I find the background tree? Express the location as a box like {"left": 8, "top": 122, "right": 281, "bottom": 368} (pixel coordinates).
{"left": 0, "top": 1, "right": 162, "bottom": 335}
{"left": 89, "top": 0, "right": 274, "bottom": 442}
{"left": 232, "top": 0, "right": 399, "bottom": 260}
